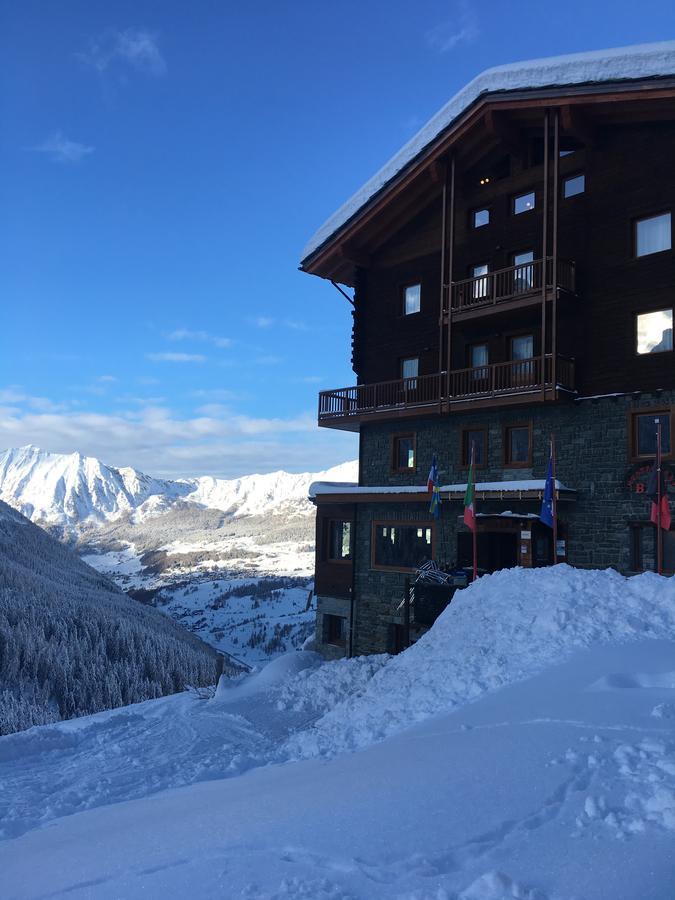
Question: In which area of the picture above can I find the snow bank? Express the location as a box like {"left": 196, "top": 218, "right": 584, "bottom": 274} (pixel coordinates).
{"left": 214, "top": 651, "right": 322, "bottom": 703}
{"left": 302, "top": 41, "right": 675, "bottom": 261}
{"left": 287, "top": 565, "right": 675, "bottom": 758}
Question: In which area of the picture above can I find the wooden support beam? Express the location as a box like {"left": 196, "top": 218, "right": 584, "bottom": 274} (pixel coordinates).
{"left": 560, "top": 104, "right": 597, "bottom": 145}
{"left": 483, "top": 109, "right": 524, "bottom": 156}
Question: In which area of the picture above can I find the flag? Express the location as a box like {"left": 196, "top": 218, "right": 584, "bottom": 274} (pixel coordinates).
{"left": 427, "top": 454, "right": 438, "bottom": 493}
{"left": 463, "top": 454, "right": 476, "bottom": 531}
{"left": 540, "top": 453, "right": 555, "bottom": 528}
{"left": 646, "top": 460, "right": 672, "bottom": 531}
{"left": 429, "top": 483, "right": 441, "bottom": 519}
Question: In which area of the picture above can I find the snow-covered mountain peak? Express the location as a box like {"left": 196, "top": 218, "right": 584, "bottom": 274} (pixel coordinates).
{"left": 0, "top": 446, "right": 358, "bottom": 531}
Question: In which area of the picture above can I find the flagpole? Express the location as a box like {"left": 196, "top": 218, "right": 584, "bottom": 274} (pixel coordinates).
{"left": 471, "top": 441, "right": 478, "bottom": 582}
{"left": 657, "top": 421, "right": 663, "bottom": 576}
{"left": 551, "top": 433, "right": 558, "bottom": 564}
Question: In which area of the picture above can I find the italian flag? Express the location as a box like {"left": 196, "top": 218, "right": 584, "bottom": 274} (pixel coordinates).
{"left": 463, "top": 455, "right": 476, "bottom": 531}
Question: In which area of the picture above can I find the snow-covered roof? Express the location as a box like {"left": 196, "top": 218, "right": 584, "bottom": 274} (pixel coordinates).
{"left": 302, "top": 41, "right": 675, "bottom": 263}
{"left": 310, "top": 479, "right": 573, "bottom": 499}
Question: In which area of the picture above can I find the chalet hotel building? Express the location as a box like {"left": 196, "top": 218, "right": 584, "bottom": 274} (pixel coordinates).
{"left": 300, "top": 43, "right": 675, "bottom": 659}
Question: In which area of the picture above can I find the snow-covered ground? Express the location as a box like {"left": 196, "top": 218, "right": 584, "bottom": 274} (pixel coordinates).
{"left": 1, "top": 566, "right": 674, "bottom": 898}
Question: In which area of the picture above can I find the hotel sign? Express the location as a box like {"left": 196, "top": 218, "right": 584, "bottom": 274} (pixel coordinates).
{"left": 626, "top": 461, "right": 675, "bottom": 494}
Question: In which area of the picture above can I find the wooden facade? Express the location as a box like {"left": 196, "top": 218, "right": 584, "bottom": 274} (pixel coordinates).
{"left": 305, "top": 92, "right": 675, "bottom": 430}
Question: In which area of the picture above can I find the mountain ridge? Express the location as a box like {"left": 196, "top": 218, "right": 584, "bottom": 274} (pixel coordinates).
{"left": 0, "top": 445, "right": 358, "bottom": 533}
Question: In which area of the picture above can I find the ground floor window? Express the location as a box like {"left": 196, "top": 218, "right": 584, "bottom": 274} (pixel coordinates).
{"left": 628, "top": 522, "right": 675, "bottom": 573}
{"left": 372, "top": 521, "right": 433, "bottom": 571}
{"left": 323, "top": 614, "right": 347, "bottom": 647}
{"left": 664, "top": 529, "right": 675, "bottom": 573}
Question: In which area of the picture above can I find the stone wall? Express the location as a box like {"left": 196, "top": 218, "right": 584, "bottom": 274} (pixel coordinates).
{"left": 350, "top": 392, "right": 674, "bottom": 655}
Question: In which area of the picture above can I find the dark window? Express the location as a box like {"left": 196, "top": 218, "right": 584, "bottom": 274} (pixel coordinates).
{"left": 635, "top": 212, "right": 671, "bottom": 257}
{"left": 563, "top": 173, "right": 585, "bottom": 198}
{"left": 636, "top": 309, "right": 673, "bottom": 355}
{"left": 373, "top": 522, "right": 433, "bottom": 571}
{"left": 665, "top": 530, "right": 675, "bottom": 574}
{"left": 632, "top": 411, "right": 672, "bottom": 458}
{"left": 462, "top": 428, "right": 486, "bottom": 467}
{"left": 630, "top": 524, "right": 646, "bottom": 571}
{"left": 504, "top": 424, "right": 531, "bottom": 466}
{"left": 324, "top": 614, "right": 347, "bottom": 647}
{"left": 513, "top": 191, "right": 535, "bottom": 215}
{"left": 472, "top": 208, "right": 490, "bottom": 228}
{"left": 393, "top": 434, "right": 415, "bottom": 472}
{"left": 403, "top": 283, "right": 421, "bottom": 316}
{"left": 327, "top": 520, "right": 352, "bottom": 560}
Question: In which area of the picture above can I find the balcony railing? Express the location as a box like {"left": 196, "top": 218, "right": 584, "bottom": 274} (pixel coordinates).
{"left": 450, "top": 257, "right": 575, "bottom": 314}
{"left": 318, "top": 355, "right": 574, "bottom": 423}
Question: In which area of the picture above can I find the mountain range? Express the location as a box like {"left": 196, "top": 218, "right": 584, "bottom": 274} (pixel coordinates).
{"left": 0, "top": 445, "right": 357, "bottom": 534}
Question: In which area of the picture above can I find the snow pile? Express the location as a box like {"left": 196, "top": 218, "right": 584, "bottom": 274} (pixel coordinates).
{"left": 287, "top": 565, "right": 675, "bottom": 758}
{"left": 303, "top": 40, "right": 675, "bottom": 260}
{"left": 0, "top": 445, "right": 357, "bottom": 530}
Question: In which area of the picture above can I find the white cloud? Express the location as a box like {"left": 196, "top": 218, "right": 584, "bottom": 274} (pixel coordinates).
{"left": 146, "top": 352, "right": 206, "bottom": 363}
{"left": 96, "top": 375, "right": 118, "bottom": 383}
{"left": 255, "top": 355, "right": 284, "bottom": 366}
{"left": 32, "top": 132, "right": 94, "bottom": 164}
{"left": 426, "top": 2, "right": 479, "bottom": 53}
{"left": 253, "top": 316, "right": 275, "bottom": 328}
{"left": 0, "top": 403, "right": 356, "bottom": 479}
{"left": 79, "top": 28, "right": 166, "bottom": 77}
{"left": 167, "top": 329, "right": 232, "bottom": 348}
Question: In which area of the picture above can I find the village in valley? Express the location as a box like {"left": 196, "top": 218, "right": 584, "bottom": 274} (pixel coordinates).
{"left": 1, "top": 6, "right": 675, "bottom": 899}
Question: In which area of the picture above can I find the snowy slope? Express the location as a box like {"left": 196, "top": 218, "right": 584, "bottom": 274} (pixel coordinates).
{"left": 0, "top": 445, "right": 357, "bottom": 530}
{"left": 0, "top": 498, "right": 218, "bottom": 735}
{"left": 302, "top": 40, "right": 675, "bottom": 260}
{"left": 1, "top": 567, "right": 674, "bottom": 898}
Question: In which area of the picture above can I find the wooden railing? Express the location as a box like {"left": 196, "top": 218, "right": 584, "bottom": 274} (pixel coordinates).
{"left": 318, "top": 373, "right": 443, "bottom": 419}
{"left": 450, "top": 257, "right": 575, "bottom": 313}
{"left": 318, "top": 356, "right": 574, "bottom": 421}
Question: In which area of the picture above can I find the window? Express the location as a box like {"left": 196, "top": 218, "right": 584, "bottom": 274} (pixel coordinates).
{"left": 403, "top": 283, "right": 421, "bottom": 316}
{"left": 635, "top": 212, "right": 671, "bottom": 257}
{"left": 327, "top": 520, "right": 352, "bottom": 561}
{"left": 461, "top": 428, "right": 486, "bottom": 467}
{"left": 472, "top": 208, "right": 490, "bottom": 228}
{"left": 324, "top": 614, "right": 347, "bottom": 647}
{"left": 631, "top": 410, "right": 672, "bottom": 458}
{"left": 372, "top": 522, "right": 433, "bottom": 571}
{"left": 504, "top": 423, "right": 532, "bottom": 466}
{"left": 469, "top": 343, "right": 489, "bottom": 384}
{"left": 563, "top": 174, "right": 585, "bottom": 198}
{"left": 512, "top": 250, "right": 535, "bottom": 292}
{"left": 665, "top": 530, "right": 675, "bottom": 574}
{"left": 510, "top": 334, "right": 534, "bottom": 384}
{"left": 513, "top": 191, "right": 536, "bottom": 215}
{"left": 392, "top": 433, "right": 416, "bottom": 472}
{"left": 401, "top": 357, "right": 419, "bottom": 388}
{"left": 636, "top": 309, "right": 673, "bottom": 355}
{"left": 471, "top": 263, "right": 490, "bottom": 299}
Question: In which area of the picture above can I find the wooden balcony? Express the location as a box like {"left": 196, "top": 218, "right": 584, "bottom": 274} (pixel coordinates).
{"left": 318, "top": 355, "right": 574, "bottom": 429}
{"left": 448, "top": 257, "right": 575, "bottom": 322}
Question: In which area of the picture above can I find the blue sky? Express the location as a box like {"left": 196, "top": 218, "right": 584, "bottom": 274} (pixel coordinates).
{"left": 2, "top": 1, "right": 675, "bottom": 478}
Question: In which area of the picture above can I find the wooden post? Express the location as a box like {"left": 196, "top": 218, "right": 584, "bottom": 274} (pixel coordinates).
{"left": 657, "top": 421, "right": 663, "bottom": 576}
{"left": 551, "top": 433, "right": 559, "bottom": 564}
{"left": 552, "top": 109, "right": 560, "bottom": 395}
{"left": 438, "top": 161, "right": 448, "bottom": 408}
{"left": 541, "top": 111, "right": 549, "bottom": 400}
{"left": 403, "top": 577, "right": 411, "bottom": 649}
{"left": 446, "top": 155, "right": 456, "bottom": 402}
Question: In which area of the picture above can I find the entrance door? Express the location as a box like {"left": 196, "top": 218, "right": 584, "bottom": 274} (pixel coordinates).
{"left": 457, "top": 531, "right": 518, "bottom": 574}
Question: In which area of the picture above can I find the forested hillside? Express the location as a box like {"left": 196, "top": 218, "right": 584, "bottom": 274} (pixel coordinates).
{"left": 0, "top": 500, "right": 218, "bottom": 735}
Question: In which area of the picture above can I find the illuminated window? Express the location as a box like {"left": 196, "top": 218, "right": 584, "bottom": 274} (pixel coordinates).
{"left": 635, "top": 213, "right": 671, "bottom": 257}
{"left": 473, "top": 208, "right": 490, "bottom": 228}
{"left": 563, "top": 174, "right": 585, "bottom": 198}
{"left": 403, "top": 283, "right": 421, "bottom": 315}
{"left": 636, "top": 309, "right": 673, "bottom": 355}
{"left": 513, "top": 191, "right": 536, "bottom": 215}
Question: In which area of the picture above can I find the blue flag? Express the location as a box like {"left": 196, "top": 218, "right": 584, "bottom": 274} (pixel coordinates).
{"left": 540, "top": 454, "right": 555, "bottom": 528}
